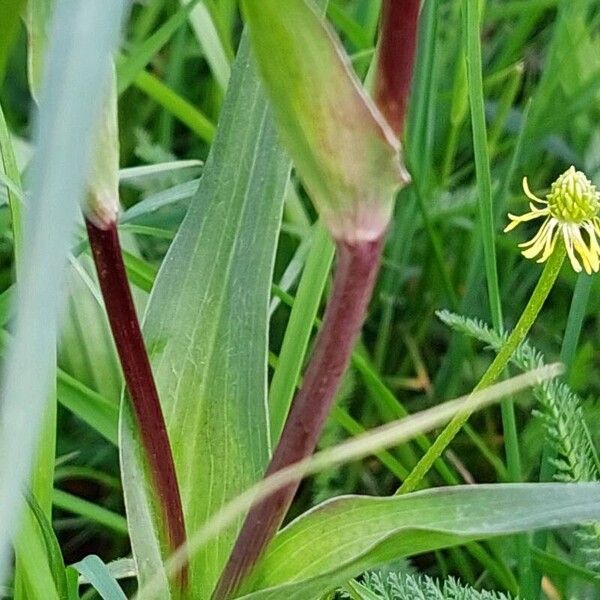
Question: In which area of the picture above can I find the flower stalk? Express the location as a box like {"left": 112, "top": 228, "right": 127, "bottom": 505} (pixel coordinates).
{"left": 213, "top": 237, "right": 384, "bottom": 599}
{"left": 212, "top": 0, "right": 418, "bottom": 596}
{"left": 399, "top": 243, "right": 567, "bottom": 494}
{"left": 374, "top": 0, "right": 421, "bottom": 137}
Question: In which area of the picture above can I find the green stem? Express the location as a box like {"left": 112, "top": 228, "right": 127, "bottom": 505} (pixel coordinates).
{"left": 399, "top": 245, "right": 566, "bottom": 495}
{"left": 465, "top": 0, "right": 532, "bottom": 592}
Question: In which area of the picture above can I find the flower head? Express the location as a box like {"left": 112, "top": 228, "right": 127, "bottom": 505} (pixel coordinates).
{"left": 505, "top": 166, "right": 600, "bottom": 274}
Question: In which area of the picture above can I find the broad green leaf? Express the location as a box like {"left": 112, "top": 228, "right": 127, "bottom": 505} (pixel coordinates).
{"left": 242, "top": 0, "right": 408, "bottom": 243}
{"left": 72, "top": 555, "right": 128, "bottom": 600}
{"left": 239, "top": 483, "right": 600, "bottom": 599}
{"left": 120, "top": 32, "right": 292, "bottom": 598}
{"left": 0, "top": 0, "right": 127, "bottom": 579}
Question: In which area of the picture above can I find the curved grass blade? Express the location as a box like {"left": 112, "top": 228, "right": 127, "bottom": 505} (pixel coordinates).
{"left": 238, "top": 483, "right": 600, "bottom": 599}
{"left": 72, "top": 555, "right": 128, "bottom": 600}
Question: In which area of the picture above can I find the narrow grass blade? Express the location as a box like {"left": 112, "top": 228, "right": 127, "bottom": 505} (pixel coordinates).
{"left": 72, "top": 555, "right": 128, "bottom": 600}
{"left": 24, "top": 493, "right": 69, "bottom": 599}
{"left": 117, "top": 0, "right": 201, "bottom": 94}
{"left": 0, "top": 0, "right": 127, "bottom": 581}
{"left": 182, "top": 0, "right": 232, "bottom": 90}
{"left": 268, "top": 223, "right": 334, "bottom": 444}
{"left": 53, "top": 489, "right": 128, "bottom": 536}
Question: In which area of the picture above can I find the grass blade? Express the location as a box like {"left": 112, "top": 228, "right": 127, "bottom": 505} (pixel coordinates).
{"left": 0, "top": 0, "right": 126, "bottom": 581}
{"left": 72, "top": 555, "right": 128, "bottom": 600}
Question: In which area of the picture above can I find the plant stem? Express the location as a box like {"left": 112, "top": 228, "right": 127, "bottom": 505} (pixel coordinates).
{"left": 374, "top": 0, "right": 421, "bottom": 136}
{"left": 213, "top": 237, "right": 384, "bottom": 600}
{"left": 85, "top": 219, "right": 187, "bottom": 586}
{"left": 464, "top": 0, "right": 533, "bottom": 592}
{"left": 399, "top": 244, "right": 566, "bottom": 495}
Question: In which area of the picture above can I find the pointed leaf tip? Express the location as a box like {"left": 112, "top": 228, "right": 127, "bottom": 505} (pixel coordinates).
{"left": 243, "top": 0, "right": 410, "bottom": 243}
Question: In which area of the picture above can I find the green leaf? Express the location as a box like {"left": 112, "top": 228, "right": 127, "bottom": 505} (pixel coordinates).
{"left": 53, "top": 489, "right": 128, "bottom": 536}
{"left": 120, "top": 31, "right": 292, "bottom": 598}
{"left": 11, "top": 513, "right": 60, "bottom": 600}
{"left": 242, "top": 0, "right": 408, "bottom": 242}
{"left": 72, "top": 555, "right": 128, "bottom": 600}
{"left": 239, "top": 484, "right": 600, "bottom": 599}
{"left": 116, "top": 0, "right": 201, "bottom": 95}
{"left": 182, "top": 0, "right": 232, "bottom": 90}
{"left": 268, "top": 223, "right": 334, "bottom": 444}
{"left": 59, "top": 256, "right": 123, "bottom": 405}
{"left": 0, "top": 0, "right": 26, "bottom": 83}
{"left": 0, "top": 0, "right": 127, "bottom": 579}
{"left": 119, "top": 161, "right": 202, "bottom": 186}
{"left": 24, "top": 493, "right": 69, "bottom": 600}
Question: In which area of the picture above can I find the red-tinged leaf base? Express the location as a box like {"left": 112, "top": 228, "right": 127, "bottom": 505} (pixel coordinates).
{"left": 86, "top": 219, "right": 188, "bottom": 589}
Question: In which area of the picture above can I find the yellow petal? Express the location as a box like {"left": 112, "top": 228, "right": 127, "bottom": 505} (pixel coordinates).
{"left": 519, "top": 217, "right": 552, "bottom": 249}
{"left": 563, "top": 226, "right": 582, "bottom": 273}
{"left": 536, "top": 220, "right": 559, "bottom": 263}
{"left": 504, "top": 209, "right": 546, "bottom": 232}
{"left": 522, "top": 177, "right": 546, "bottom": 204}
{"left": 522, "top": 220, "right": 553, "bottom": 259}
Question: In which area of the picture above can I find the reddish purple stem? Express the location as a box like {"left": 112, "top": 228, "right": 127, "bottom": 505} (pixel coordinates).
{"left": 85, "top": 219, "right": 188, "bottom": 587}
{"left": 212, "top": 237, "right": 384, "bottom": 599}
{"left": 375, "top": 0, "right": 421, "bottom": 136}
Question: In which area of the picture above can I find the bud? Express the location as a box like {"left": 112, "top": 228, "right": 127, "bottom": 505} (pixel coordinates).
{"left": 85, "top": 63, "right": 120, "bottom": 229}
{"left": 242, "top": 0, "right": 410, "bottom": 244}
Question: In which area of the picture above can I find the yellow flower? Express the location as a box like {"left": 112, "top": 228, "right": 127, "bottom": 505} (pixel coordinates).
{"left": 505, "top": 166, "right": 600, "bottom": 274}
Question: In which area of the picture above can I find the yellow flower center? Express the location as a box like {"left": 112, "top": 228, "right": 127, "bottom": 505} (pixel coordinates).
{"left": 547, "top": 166, "right": 599, "bottom": 223}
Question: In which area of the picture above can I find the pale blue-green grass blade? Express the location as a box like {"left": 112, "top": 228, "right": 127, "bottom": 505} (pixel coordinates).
{"left": 72, "top": 555, "right": 128, "bottom": 600}
{"left": 182, "top": 0, "right": 232, "bottom": 90}
{"left": 0, "top": 0, "right": 127, "bottom": 581}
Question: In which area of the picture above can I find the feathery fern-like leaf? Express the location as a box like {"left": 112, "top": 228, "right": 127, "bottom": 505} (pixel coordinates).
{"left": 437, "top": 310, "right": 600, "bottom": 570}
{"left": 342, "top": 572, "right": 516, "bottom": 599}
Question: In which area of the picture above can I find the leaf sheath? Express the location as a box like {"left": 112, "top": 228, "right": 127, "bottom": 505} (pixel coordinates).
{"left": 85, "top": 219, "right": 187, "bottom": 585}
